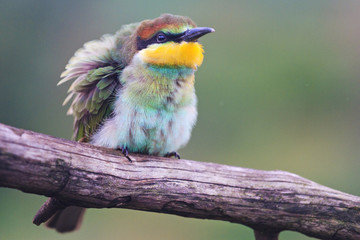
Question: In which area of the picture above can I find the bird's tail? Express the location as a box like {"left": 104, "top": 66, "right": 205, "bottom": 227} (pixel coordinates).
{"left": 46, "top": 206, "right": 85, "bottom": 233}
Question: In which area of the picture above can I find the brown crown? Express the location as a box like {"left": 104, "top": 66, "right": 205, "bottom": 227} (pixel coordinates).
{"left": 136, "top": 14, "right": 196, "bottom": 40}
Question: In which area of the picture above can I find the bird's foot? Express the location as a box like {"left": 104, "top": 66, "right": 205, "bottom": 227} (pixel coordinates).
{"left": 117, "top": 146, "right": 132, "bottom": 162}
{"left": 165, "top": 151, "right": 181, "bottom": 159}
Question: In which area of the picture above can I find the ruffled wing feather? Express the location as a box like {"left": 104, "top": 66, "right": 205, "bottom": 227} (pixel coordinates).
{"left": 59, "top": 32, "right": 128, "bottom": 141}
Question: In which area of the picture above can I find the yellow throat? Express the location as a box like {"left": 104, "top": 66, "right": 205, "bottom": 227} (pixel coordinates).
{"left": 139, "top": 42, "right": 204, "bottom": 69}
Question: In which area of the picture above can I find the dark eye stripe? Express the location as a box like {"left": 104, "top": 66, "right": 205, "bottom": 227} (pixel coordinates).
{"left": 137, "top": 31, "right": 186, "bottom": 50}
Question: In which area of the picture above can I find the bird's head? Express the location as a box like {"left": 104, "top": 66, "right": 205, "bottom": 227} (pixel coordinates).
{"left": 129, "top": 14, "right": 214, "bottom": 70}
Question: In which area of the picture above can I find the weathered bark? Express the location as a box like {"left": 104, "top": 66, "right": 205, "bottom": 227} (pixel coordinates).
{"left": 0, "top": 122, "right": 359, "bottom": 240}
{"left": 254, "top": 230, "right": 279, "bottom": 240}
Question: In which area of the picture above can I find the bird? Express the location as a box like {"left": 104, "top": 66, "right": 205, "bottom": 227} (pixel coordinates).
{"left": 34, "top": 13, "right": 214, "bottom": 233}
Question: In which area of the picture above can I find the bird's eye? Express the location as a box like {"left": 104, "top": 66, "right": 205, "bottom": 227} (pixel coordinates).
{"left": 156, "top": 33, "right": 167, "bottom": 43}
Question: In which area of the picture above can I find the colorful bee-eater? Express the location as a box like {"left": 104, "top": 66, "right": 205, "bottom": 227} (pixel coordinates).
{"left": 35, "top": 13, "right": 214, "bottom": 232}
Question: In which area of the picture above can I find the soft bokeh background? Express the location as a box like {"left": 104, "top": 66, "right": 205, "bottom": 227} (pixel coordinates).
{"left": 1, "top": 0, "right": 360, "bottom": 239}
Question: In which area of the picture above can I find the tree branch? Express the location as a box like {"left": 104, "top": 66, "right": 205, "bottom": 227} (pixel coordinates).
{"left": 0, "top": 122, "right": 359, "bottom": 240}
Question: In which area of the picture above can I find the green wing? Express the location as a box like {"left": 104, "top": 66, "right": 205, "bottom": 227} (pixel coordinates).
{"left": 58, "top": 24, "right": 137, "bottom": 141}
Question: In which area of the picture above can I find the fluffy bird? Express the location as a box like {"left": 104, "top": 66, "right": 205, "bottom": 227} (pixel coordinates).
{"left": 35, "top": 14, "right": 213, "bottom": 232}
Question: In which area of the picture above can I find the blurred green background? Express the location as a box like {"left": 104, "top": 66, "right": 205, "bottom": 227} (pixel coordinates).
{"left": 1, "top": 0, "right": 360, "bottom": 239}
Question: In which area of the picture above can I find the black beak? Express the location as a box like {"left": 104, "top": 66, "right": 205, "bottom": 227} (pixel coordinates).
{"left": 178, "top": 27, "right": 215, "bottom": 42}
